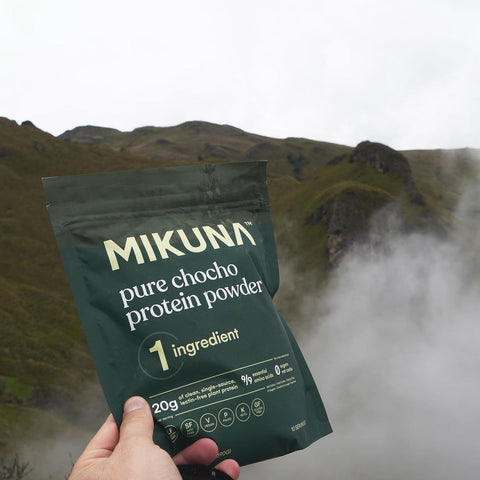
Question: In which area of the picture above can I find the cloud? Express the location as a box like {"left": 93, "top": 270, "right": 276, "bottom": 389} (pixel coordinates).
{"left": 243, "top": 163, "right": 480, "bottom": 479}
{"left": 1, "top": 0, "right": 479, "bottom": 149}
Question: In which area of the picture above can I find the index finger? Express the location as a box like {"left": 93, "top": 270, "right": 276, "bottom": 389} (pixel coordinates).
{"left": 173, "top": 438, "right": 219, "bottom": 465}
{"left": 173, "top": 438, "right": 240, "bottom": 480}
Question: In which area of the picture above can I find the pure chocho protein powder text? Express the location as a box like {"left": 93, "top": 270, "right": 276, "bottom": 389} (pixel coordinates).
{"left": 43, "top": 161, "right": 332, "bottom": 466}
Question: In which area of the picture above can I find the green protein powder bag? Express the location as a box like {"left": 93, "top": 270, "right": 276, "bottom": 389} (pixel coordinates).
{"left": 42, "top": 161, "right": 332, "bottom": 466}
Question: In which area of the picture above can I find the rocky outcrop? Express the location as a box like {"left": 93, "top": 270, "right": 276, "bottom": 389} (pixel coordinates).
{"left": 21, "top": 120, "right": 37, "bottom": 128}
{"left": 306, "top": 187, "right": 389, "bottom": 267}
{"left": 306, "top": 141, "right": 430, "bottom": 267}
{"left": 350, "top": 141, "right": 425, "bottom": 205}
{"left": 33, "top": 140, "right": 46, "bottom": 152}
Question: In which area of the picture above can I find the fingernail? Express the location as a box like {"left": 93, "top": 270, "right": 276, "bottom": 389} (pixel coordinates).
{"left": 124, "top": 396, "right": 146, "bottom": 413}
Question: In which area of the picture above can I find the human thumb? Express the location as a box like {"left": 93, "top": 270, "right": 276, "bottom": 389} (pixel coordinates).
{"left": 119, "top": 396, "right": 154, "bottom": 444}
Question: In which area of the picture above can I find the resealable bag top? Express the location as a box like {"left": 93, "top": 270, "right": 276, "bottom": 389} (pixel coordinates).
{"left": 43, "top": 161, "right": 331, "bottom": 466}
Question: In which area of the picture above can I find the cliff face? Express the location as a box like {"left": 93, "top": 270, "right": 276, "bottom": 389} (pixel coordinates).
{"left": 350, "top": 141, "right": 425, "bottom": 205}
{"left": 304, "top": 141, "right": 441, "bottom": 268}
{"left": 306, "top": 187, "right": 390, "bottom": 267}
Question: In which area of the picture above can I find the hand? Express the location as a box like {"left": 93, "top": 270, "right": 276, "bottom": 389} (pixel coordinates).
{"left": 69, "top": 396, "right": 240, "bottom": 480}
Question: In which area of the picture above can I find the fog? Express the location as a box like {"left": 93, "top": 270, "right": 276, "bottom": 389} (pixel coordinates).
{"left": 244, "top": 177, "right": 480, "bottom": 479}
{"left": 13, "top": 382, "right": 108, "bottom": 480}
{"left": 11, "top": 163, "right": 480, "bottom": 480}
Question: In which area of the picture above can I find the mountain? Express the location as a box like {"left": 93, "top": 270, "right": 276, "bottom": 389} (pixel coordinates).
{"left": 0, "top": 117, "right": 477, "bottom": 464}
{"left": 59, "top": 121, "right": 476, "bottom": 268}
{"left": 59, "top": 120, "right": 351, "bottom": 180}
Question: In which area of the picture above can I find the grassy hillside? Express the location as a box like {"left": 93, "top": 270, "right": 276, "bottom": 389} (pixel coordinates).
{"left": 60, "top": 121, "right": 352, "bottom": 180}
{"left": 0, "top": 118, "right": 162, "bottom": 455}
{"left": 1, "top": 117, "right": 477, "bottom": 465}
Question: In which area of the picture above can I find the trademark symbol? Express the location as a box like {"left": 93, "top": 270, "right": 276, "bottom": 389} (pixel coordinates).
{"left": 244, "top": 221, "right": 253, "bottom": 226}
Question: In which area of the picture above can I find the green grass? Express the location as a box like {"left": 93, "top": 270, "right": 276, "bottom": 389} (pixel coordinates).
{"left": 0, "top": 378, "right": 33, "bottom": 403}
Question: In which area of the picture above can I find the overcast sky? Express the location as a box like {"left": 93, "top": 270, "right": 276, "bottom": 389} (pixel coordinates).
{"left": 2, "top": 0, "right": 479, "bottom": 150}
